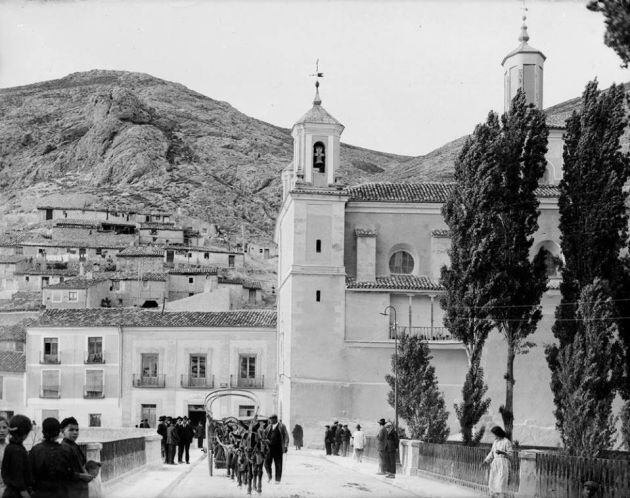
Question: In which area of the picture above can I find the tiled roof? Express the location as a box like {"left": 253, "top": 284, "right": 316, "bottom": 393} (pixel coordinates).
{"left": 294, "top": 103, "right": 343, "bottom": 127}
{"left": 431, "top": 229, "right": 451, "bottom": 238}
{"left": 0, "top": 321, "right": 33, "bottom": 342}
{"left": 168, "top": 267, "right": 219, "bottom": 275}
{"left": 14, "top": 239, "right": 126, "bottom": 249}
{"left": 53, "top": 219, "right": 100, "bottom": 228}
{"left": 37, "top": 309, "right": 277, "bottom": 328}
{"left": 165, "top": 245, "right": 237, "bottom": 254}
{"left": 355, "top": 228, "right": 376, "bottom": 238}
{"left": 346, "top": 274, "right": 444, "bottom": 292}
{"left": 117, "top": 246, "right": 164, "bottom": 257}
{"left": 139, "top": 222, "right": 178, "bottom": 230}
{"left": 0, "top": 292, "right": 44, "bottom": 312}
{"left": 46, "top": 277, "right": 108, "bottom": 290}
{"left": 218, "top": 277, "right": 261, "bottom": 289}
{"left": 15, "top": 268, "right": 79, "bottom": 276}
{"left": 0, "top": 351, "right": 25, "bottom": 373}
{"left": 37, "top": 206, "right": 171, "bottom": 216}
{"left": 0, "top": 255, "right": 26, "bottom": 264}
{"left": 347, "top": 182, "right": 560, "bottom": 203}
{"left": 97, "top": 271, "right": 168, "bottom": 282}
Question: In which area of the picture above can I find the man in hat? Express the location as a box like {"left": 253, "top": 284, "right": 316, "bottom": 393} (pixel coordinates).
{"left": 376, "top": 418, "right": 387, "bottom": 475}
{"left": 324, "top": 425, "right": 332, "bottom": 455}
{"left": 331, "top": 421, "right": 340, "bottom": 455}
{"left": 263, "top": 415, "right": 289, "bottom": 484}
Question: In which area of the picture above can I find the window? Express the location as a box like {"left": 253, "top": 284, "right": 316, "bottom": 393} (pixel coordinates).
{"left": 190, "top": 355, "right": 206, "bottom": 378}
{"left": 316, "top": 290, "right": 321, "bottom": 302}
{"left": 41, "top": 277, "right": 49, "bottom": 288}
{"left": 112, "top": 281, "right": 120, "bottom": 291}
{"left": 15, "top": 246, "right": 23, "bottom": 255}
{"left": 239, "top": 405, "right": 255, "bottom": 417}
{"left": 85, "top": 370, "right": 104, "bottom": 398}
{"left": 316, "top": 240, "right": 321, "bottom": 253}
{"left": 313, "top": 141, "right": 326, "bottom": 173}
{"left": 43, "top": 338, "right": 58, "bottom": 363}
{"left": 87, "top": 337, "right": 103, "bottom": 363}
{"left": 142, "top": 280, "right": 149, "bottom": 289}
{"left": 42, "top": 370, "right": 60, "bottom": 398}
{"left": 52, "top": 291, "right": 62, "bottom": 303}
{"left": 141, "top": 353, "right": 159, "bottom": 378}
{"left": 67, "top": 248, "right": 76, "bottom": 254}
{"left": 188, "top": 253, "right": 192, "bottom": 258}
{"left": 68, "top": 291, "right": 78, "bottom": 302}
{"left": 89, "top": 414, "right": 102, "bottom": 427}
{"left": 204, "top": 252, "right": 209, "bottom": 260}
{"left": 228, "top": 255, "right": 235, "bottom": 268}
{"left": 249, "top": 289, "right": 256, "bottom": 304}
{"left": 239, "top": 355, "right": 256, "bottom": 380}
{"left": 38, "top": 248, "right": 44, "bottom": 255}
{"left": 389, "top": 251, "right": 414, "bottom": 274}
{"left": 96, "top": 248, "right": 102, "bottom": 256}
{"left": 25, "top": 276, "right": 29, "bottom": 282}
{"left": 188, "top": 277, "right": 194, "bottom": 284}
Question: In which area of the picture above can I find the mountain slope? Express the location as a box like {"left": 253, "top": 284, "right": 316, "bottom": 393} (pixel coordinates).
{"left": 0, "top": 70, "right": 414, "bottom": 240}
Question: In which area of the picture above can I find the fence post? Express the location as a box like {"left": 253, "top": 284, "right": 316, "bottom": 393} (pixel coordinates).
{"left": 517, "top": 450, "right": 540, "bottom": 498}
{"left": 85, "top": 442, "right": 102, "bottom": 462}
{"left": 144, "top": 434, "right": 163, "bottom": 469}
{"left": 400, "top": 439, "right": 420, "bottom": 476}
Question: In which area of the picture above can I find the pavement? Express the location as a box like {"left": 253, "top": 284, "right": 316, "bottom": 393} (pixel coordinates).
{"left": 105, "top": 447, "right": 483, "bottom": 498}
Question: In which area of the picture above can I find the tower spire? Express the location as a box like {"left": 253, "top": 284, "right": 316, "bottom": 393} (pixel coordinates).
{"left": 314, "top": 81, "right": 322, "bottom": 106}
{"left": 518, "top": 14, "right": 529, "bottom": 43}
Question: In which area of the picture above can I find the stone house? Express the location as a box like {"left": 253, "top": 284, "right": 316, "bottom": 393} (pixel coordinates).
{"left": 43, "top": 278, "right": 110, "bottom": 309}
{"left": 115, "top": 247, "right": 164, "bottom": 273}
{"left": 138, "top": 223, "right": 184, "bottom": 245}
{"left": 13, "top": 267, "right": 78, "bottom": 292}
{"left": 165, "top": 245, "right": 243, "bottom": 269}
{"left": 26, "top": 309, "right": 276, "bottom": 428}
{"left": 167, "top": 267, "right": 219, "bottom": 301}
{"left": 0, "top": 351, "right": 26, "bottom": 420}
{"left": 38, "top": 205, "right": 171, "bottom": 224}
{"left": 105, "top": 272, "right": 168, "bottom": 308}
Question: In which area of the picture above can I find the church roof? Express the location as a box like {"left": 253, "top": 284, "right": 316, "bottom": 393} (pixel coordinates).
{"left": 347, "top": 182, "right": 559, "bottom": 203}
{"left": 295, "top": 104, "right": 343, "bottom": 127}
{"left": 346, "top": 275, "right": 443, "bottom": 292}
{"left": 501, "top": 41, "right": 546, "bottom": 65}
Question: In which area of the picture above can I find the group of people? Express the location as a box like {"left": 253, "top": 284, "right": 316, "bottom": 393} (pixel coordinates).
{"left": 0, "top": 414, "right": 101, "bottom": 498}
{"left": 324, "top": 421, "right": 366, "bottom": 461}
{"left": 156, "top": 416, "right": 205, "bottom": 465}
{"left": 376, "top": 418, "right": 399, "bottom": 479}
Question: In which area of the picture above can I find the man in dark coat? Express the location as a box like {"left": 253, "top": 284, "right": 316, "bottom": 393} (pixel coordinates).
{"left": 263, "top": 414, "right": 289, "bottom": 483}
{"left": 324, "top": 425, "right": 332, "bottom": 455}
{"left": 334, "top": 421, "right": 342, "bottom": 456}
{"left": 330, "top": 421, "right": 340, "bottom": 455}
{"left": 59, "top": 417, "right": 93, "bottom": 498}
{"left": 376, "top": 418, "right": 387, "bottom": 475}
{"left": 385, "top": 421, "right": 399, "bottom": 478}
{"left": 341, "top": 425, "right": 351, "bottom": 457}
{"left": 174, "top": 418, "right": 184, "bottom": 463}
{"left": 179, "top": 417, "right": 194, "bottom": 464}
{"left": 157, "top": 416, "right": 167, "bottom": 461}
{"left": 29, "top": 417, "right": 72, "bottom": 498}
{"left": 165, "top": 418, "right": 177, "bottom": 465}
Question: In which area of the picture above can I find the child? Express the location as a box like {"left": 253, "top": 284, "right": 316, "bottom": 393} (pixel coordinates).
{"left": 85, "top": 461, "right": 103, "bottom": 498}
{"left": 0, "top": 417, "right": 9, "bottom": 496}
{"left": 1, "top": 414, "right": 33, "bottom": 498}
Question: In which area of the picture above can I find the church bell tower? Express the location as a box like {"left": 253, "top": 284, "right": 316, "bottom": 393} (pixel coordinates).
{"left": 275, "top": 81, "right": 349, "bottom": 444}
{"left": 502, "top": 14, "right": 546, "bottom": 111}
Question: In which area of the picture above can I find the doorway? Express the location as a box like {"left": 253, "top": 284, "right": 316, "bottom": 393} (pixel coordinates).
{"left": 187, "top": 404, "right": 205, "bottom": 427}
{"left": 141, "top": 404, "right": 157, "bottom": 428}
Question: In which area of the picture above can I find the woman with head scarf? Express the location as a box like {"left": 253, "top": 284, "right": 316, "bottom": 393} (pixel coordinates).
{"left": 483, "top": 426, "right": 513, "bottom": 497}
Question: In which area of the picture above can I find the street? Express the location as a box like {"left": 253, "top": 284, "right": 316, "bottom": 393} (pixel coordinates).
{"left": 122, "top": 448, "right": 483, "bottom": 498}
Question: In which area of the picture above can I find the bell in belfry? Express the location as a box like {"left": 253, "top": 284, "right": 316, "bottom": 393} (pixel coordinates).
{"left": 313, "top": 142, "right": 326, "bottom": 173}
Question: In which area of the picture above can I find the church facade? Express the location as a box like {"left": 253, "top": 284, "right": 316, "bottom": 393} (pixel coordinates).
{"left": 276, "top": 22, "right": 567, "bottom": 447}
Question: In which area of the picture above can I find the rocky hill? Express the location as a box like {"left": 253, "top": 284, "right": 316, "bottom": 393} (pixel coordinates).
{"left": 1, "top": 71, "right": 628, "bottom": 241}
{"left": 0, "top": 70, "right": 415, "bottom": 240}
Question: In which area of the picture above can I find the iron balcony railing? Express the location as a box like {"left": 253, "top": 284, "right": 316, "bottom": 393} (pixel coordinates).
{"left": 40, "top": 386, "right": 60, "bottom": 399}
{"left": 230, "top": 374, "right": 264, "bottom": 389}
{"left": 85, "top": 352, "right": 105, "bottom": 364}
{"left": 40, "top": 353, "right": 60, "bottom": 364}
{"left": 83, "top": 386, "right": 105, "bottom": 399}
{"left": 391, "top": 326, "right": 453, "bottom": 341}
{"left": 180, "top": 374, "right": 214, "bottom": 389}
{"left": 132, "top": 374, "right": 166, "bottom": 388}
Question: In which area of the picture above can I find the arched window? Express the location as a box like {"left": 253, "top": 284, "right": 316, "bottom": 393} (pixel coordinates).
{"left": 535, "top": 240, "right": 562, "bottom": 277}
{"left": 313, "top": 142, "right": 326, "bottom": 173}
{"left": 389, "top": 251, "right": 414, "bottom": 274}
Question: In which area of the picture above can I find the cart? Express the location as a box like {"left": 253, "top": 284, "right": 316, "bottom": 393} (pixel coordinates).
{"left": 204, "top": 388, "right": 262, "bottom": 476}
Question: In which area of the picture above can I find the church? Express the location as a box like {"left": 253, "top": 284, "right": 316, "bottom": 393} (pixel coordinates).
{"left": 275, "top": 19, "right": 568, "bottom": 447}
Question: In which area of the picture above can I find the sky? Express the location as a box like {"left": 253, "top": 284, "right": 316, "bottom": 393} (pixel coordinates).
{"left": 0, "top": 0, "right": 629, "bottom": 156}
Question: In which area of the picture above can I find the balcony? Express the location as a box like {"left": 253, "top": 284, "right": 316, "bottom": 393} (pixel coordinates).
{"left": 230, "top": 374, "right": 264, "bottom": 389}
{"left": 85, "top": 352, "right": 105, "bottom": 364}
{"left": 40, "top": 353, "right": 60, "bottom": 364}
{"left": 392, "top": 326, "right": 454, "bottom": 341}
{"left": 40, "top": 386, "right": 60, "bottom": 399}
{"left": 132, "top": 374, "right": 166, "bottom": 388}
{"left": 83, "top": 386, "right": 105, "bottom": 399}
{"left": 180, "top": 374, "right": 214, "bottom": 389}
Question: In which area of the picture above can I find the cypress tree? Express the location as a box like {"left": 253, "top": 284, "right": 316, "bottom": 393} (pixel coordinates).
{"left": 484, "top": 91, "right": 550, "bottom": 439}
{"left": 556, "top": 279, "right": 619, "bottom": 456}
{"left": 587, "top": 1, "right": 630, "bottom": 67}
{"left": 546, "top": 81, "right": 629, "bottom": 434}
{"left": 441, "top": 111, "right": 500, "bottom": 445}
{"left": 385, "top": 334, "right": 450, "bottom": 443}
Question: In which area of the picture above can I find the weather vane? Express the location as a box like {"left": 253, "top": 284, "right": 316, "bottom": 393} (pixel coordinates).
{"left": 521, "top": 0, "right": 528, "bottom": 20}
{"left": 309, "top": 59, "right": 324, "bottom": 83}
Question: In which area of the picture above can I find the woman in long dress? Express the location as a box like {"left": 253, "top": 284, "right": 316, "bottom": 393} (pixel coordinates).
{"left": 484, "top": 426, "right": 513, "bottom": 497}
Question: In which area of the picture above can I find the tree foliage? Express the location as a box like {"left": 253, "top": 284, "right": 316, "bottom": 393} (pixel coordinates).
{"left": 546, "top": 81, "right": 630, "bottom": 432}
{"left": 453, "top": 357, "right": 490, "bottom": 445}
{"left": 621, "top": 401, "right": 630, "bottom": 450}
{"left": 587, "top": 1, "right": 630, "bottom": 67}
{"left": 555, "top": 280, "right": 619, "bottom": 456}
{"left": 385, "top": 334, "right": 450, "bottom": 443}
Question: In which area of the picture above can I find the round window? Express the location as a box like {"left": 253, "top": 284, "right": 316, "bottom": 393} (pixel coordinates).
{"left": 389, "top": 251, "right": 414, "bottom": 274}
